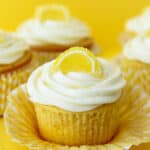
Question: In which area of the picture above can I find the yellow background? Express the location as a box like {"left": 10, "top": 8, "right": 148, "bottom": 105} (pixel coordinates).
{"left": 0, "top": 0, "right": 150, "bottom": 150}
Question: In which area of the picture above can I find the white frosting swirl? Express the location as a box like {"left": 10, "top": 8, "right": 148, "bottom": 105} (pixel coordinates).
{"left": 27, "top": 58, "right": 126, "bottom": 112}
{"left": 126, "top": 8, "right": 150, "bottom": 35}
{"left": 0, "top": 31, "right": 29, "bottom": 64}
{"left": 17, "top": 18, "right": 91, "bottom": 46}
{"left": 123, "top": 36, "right": 150, "bottom": 63}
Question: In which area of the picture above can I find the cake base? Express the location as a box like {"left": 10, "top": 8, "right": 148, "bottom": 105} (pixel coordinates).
{"left": 4, "top": 84, "right": 150, "bottom": 149}
{"left": 34, "top": 102, "right": 119, "bottom": 146}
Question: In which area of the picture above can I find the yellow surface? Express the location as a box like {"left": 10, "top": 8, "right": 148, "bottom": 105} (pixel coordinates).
{"left": 0, "top": 0, "right": 149, "bottom": 50}
{"left": 0, "top": 0, "right": 150, "bottom": 150}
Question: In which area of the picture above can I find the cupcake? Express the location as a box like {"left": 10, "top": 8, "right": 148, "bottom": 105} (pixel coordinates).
{"left": 120, "top": 7, "right": 150, "bottom": 45}
{"left": 116, "top": 35, "right": 150, "bottom": 94}
{"left": 17, "top": 4, "right": 100, "bottom": 65}
{"left": 0, "top": 30, "right": 38, "bottom": 115}
{"left": 26, "top": 47, "right": 126, "bottom": 146}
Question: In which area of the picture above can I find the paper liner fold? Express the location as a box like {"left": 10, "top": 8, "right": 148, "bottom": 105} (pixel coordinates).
{"left": 114, "top": 55, "right": 150, "bottom": 95}
{"left": 4, "top": 83, "right": 150, "bottom": 150}
{"left": 0, "top": 55, "right": 39, "bottom": 115}
{"left": 34, "top": 100, "right": 119, "bottom": 146}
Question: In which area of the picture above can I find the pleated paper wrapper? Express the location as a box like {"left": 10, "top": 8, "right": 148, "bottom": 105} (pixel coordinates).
{"left": 33, "top": 100, "right": 119, "bottom": 146}
{"left": 0, "top": 55, "right": 39, "bottom": 115}
{"left": 114, "top": 55, "right": 150, "bottom": 95}
{"left": 4, "top": 83, "right": 150, "bottom": 150}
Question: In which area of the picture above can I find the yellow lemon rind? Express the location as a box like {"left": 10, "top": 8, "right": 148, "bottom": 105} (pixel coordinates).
{"left": 51, "top": 47, "right": 102, "bottom": 77}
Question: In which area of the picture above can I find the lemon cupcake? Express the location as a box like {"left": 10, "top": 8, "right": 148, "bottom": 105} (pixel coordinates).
{"left": 117, "top": 35, "right": 150, "bottom": 94}
{"left": 17, "top": 4, "right": 100, "bottom": 65}
{"left": 0, "top": 30, "right": 38, "bottom": 115}
{"left": 26, "top": 47, "right": 126, "bottom": 146}
{"left": 120, "top": 7, "right": 150, "bottom": 45}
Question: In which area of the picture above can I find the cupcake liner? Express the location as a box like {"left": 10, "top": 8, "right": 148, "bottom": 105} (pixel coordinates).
{"left": 4, "top": 83, "right": 150, "bottom": 150}
{"left": 0, "top": 54, "right": 39, "bottom": 115}
{"left": 33, "top": 100, "right": 119, "bottom": 146}
{"left": 114, "top": 55, "right": 150, "bottom": 95}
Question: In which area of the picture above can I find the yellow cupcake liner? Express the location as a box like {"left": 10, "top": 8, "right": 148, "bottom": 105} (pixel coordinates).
{"left": 34, "top": 99, "right": 119, "bottom": 146}
{"left": 4, "top": 83, "right": 150, "bottom": 150}
{"left": 0, "top": 55, "right": 39, "bottom": 116}
{"left": 115, "top": 55, "right": 150, "bottom": 94}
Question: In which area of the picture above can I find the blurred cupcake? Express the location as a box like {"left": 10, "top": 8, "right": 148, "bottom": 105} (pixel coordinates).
{"left": 120, "top": 7, "right": 150, "bottom": 45}
{"left": 0, "top": 30, "right": 38, "bottom": 115}
{"left": 117, "top": 35, "right": 150, "bottom": 94}
{"left": 17, "top": 4, "right": 100, "bottom": 65}
{"left": 26, "top": 47, "right": 126, "bottom": 145}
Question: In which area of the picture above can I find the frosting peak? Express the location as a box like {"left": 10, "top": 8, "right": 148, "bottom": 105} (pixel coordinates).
{"left": 27, "top": 58, "right": 126, "bottom": 112}
{"left": 0, "top": 31, "right": 29, "bottom": 64}
{"left": 126, "top": 7, "right": 150, "bottom": 35}
{"left": 123, "top": 36, "right": 150, "bottom": 63}
{"left": 17, "top": 18, "right": 91, "bottom": 46}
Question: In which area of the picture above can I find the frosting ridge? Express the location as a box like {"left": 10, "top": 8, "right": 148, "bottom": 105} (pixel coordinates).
{"left": 17, "top": 18, "right": 91, "bottom": 46}
{"left": 123, "top": 36, "right": 150, "bottom": 63}
{"left": 126, "top": 7, "right": 150, "bottom": 35}
{"left": 0, "top": 31, "right": 29, "bottom": 64}
{"left": 27, "top": 58, "right": 126, "bottom": 112}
